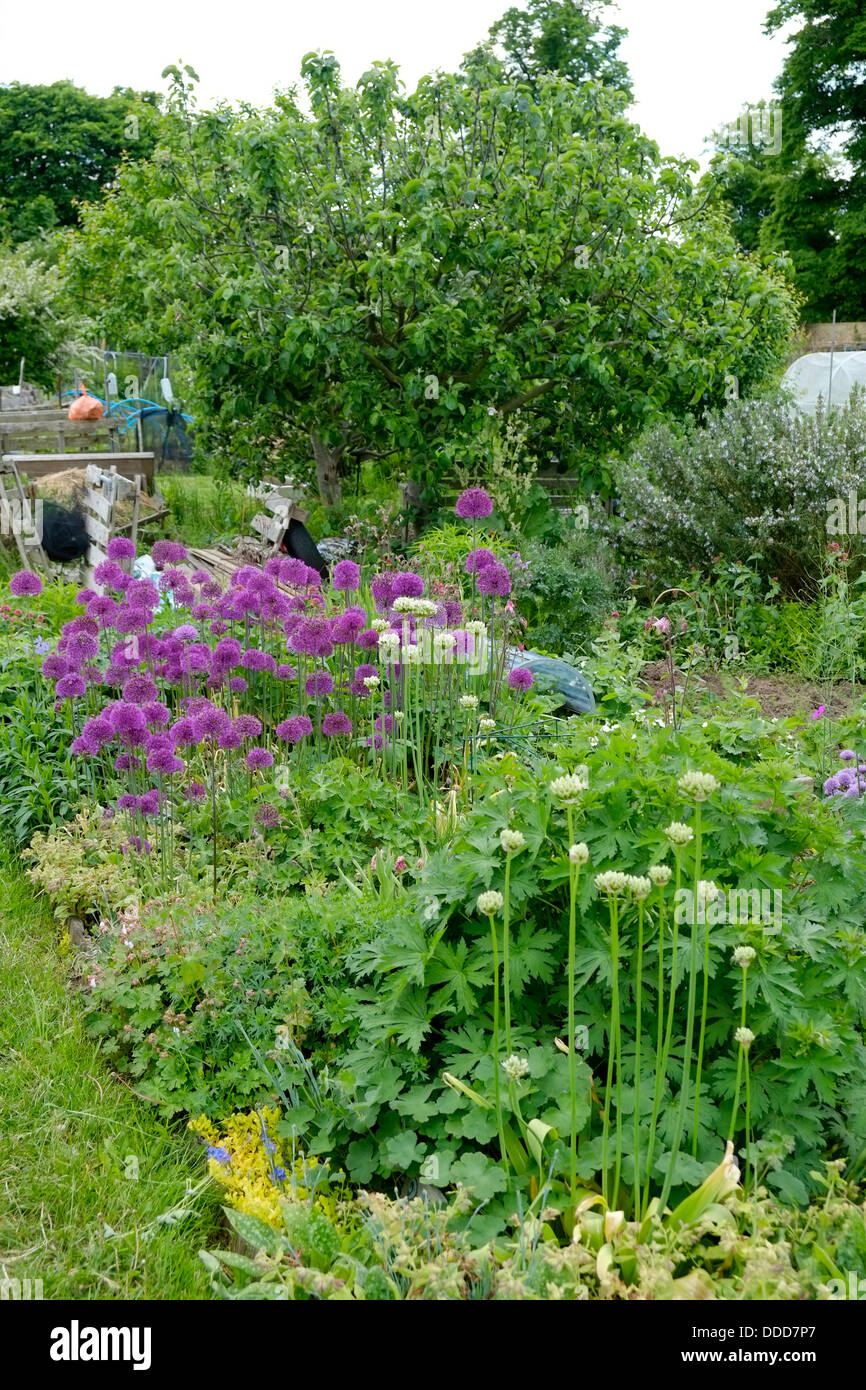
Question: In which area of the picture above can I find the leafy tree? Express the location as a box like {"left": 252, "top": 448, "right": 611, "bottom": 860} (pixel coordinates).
{"left": 710, "top": 2, "right": 866, "bottom": 319}
{"left": 488, "top": 0, "right": 631, "bottom": 96}
{"left": 0, "top": 82, "right": 158, "bottom": 243}
{"left": 0, "top": 241, "right": 85, "bottom": 387}
{"left": 64, "top": 55, "right": 796, "bottom": 504}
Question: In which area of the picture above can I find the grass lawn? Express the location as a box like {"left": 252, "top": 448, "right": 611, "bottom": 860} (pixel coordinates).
{"left": 0, "top": 856, "right": 220, "bottom": 1299}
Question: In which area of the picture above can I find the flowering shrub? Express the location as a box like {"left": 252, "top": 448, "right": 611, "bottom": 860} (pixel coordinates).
{"left": 614, "top": 393, "right": 866, "bottom": 590}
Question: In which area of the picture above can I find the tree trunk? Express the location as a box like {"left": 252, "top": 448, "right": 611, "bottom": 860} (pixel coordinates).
{"left": 311, "top": 433, "right": 343, "bottom": 507}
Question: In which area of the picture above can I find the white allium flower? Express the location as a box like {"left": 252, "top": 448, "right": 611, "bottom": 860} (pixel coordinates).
{"left": 595, "top": 870, "right": 629, "bottom": 895}
{"left": 649, "top": 864, "right": 672, "bottom": 887}
{"left": 626, "top": 874, "right": 652, "bottom": 900}
{"left": 393, "top": 710, "right": 405, "bottom": 723}
{"left": 478, "top": 717, "right": 496, "bottom": 733}
{"left": 392, "top": 596, "right": 439, "bottom": 617}
{"left": 664, "top": 821, "right": 694, "bottom": 847}
{"left": 459, "top": 693, "right": 479, "bottom": 710}
{"left": 378, "top": 632, "right": 401, "bottom": 658}
{"left": 501, "top": 1053, "right": 530, "bottom": 1081}
{"left": 696, "top": 880, "right": 721, "bottom": 907}
{"left": 465, "top": 620, "right": 487, "bottom": 637}
{"left": 476, "top": 889, "right": 504, "bottom": 916}
{"left": 677, "top": 770, "right": 720, "bottom": 802}
{"left": 433, "top": 631, "right": 456, "bottom": 651}
{"left": 735, "top": 1026, "right": 755, "bottom": 1049}
{"left": 733, "top": 945, "right": 756, "bottom": 969}
{"left": 550, "top": 771, "right": 589, "bottom": 803}
{"left": 363, "top": 675, "right": 380, "bottom": 690}
{"left": 569, "top": 842, "right": 589, "bottom": 865}
{"left": 500, "top": 828, "right": 526, "bottom": 853}
{"left": 371, "top": 618, "right": 390, "bottom": 633}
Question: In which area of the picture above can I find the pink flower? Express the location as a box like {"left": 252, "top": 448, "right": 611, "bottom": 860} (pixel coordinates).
{"left": 812, "top": 706, "right": 826, "bottom": 720}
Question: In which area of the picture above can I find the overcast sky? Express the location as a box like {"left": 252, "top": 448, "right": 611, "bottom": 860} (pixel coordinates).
{"left": 2, "top": 0, "right": 793, "bottom": 163}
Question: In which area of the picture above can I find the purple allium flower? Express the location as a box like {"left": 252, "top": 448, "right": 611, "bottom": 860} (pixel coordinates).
{"left": 93, "top": 560, "right": 126, "bottom": 591}
{"left": 322, "top": 711, "right": 352, "bottom": 737}
{"left": 305, "top": 671, "right": 334, "bottom": 697}
{"left": 351, "top": 662, "right": 379, "bottom": 695}
{"left": 218, "top": 727, "right": 243, "bottom": 750}
{"left": 151, "top": 540, "right": 188, "bottom": 569}
{"left": 275, "top": 664, "right": 297, "bottom": 681}
{"left": 87, "top": 595, "right": 118, "bottom": 627}
{"left": 240, "top": 647, "right": 270, "bottom": 671}
{"left": 456, "top": 487, "right": 494, "bottom": 519}
{"left": 123, "top": 673, "right": 158, "bottom": 705}
{"left": 332, "top": 559, "right": 361, "bottom": 592}
{"left": 56, "top": 674, "right": 86, "bottom": 699}
{"left": 228, "top": 676, "right": 247, "bottom": 694}
{"left": 81, "top": 715, "right": 113, "bottom": 747}
{"left": 123, "top": 836, "right": 152, "bottom": 855}
{"left": 139, "top": 789, "right": 161, "bottom": 816}
{"left": 185, "top": 782, "right": 208, "bottom": 802}
{"left": 476, "top": 561, "right": 512, "bottom": 597}
{"left": 147, "top": 748, "right": 184, "bottom": 775}
{"left": 507, "top": 666, "right": 534, "bottom": 692}
{"left": 63, "top": 632, "right": 99, "bottom": 663}
{"left": 143, "top": 701, "right": 171, "bottom": 727}
{"left": 107, "top": 537, "right": 136, "bottom": 561}
{"left": 391, "top": 571, "right": 424, "bottom": 599}
{"left": 254, "top": 803, "right": 281, "bottom": 829}
{"left": 41, "top": 653, "right": 69, "bottom": 681}
{"left": 289, "top": 618, "right": 334, "bottom": 658}
{"left": 371, "top": 573, "right": 395, "bottom": 611}
{"left": 114, "top": 606, "right": 150, "bottom": 636}
{"left": 170, "top": 717, "right": 198, "bottom": 748}
{"left": 279, "top": 557, "right": 315, "bottom": 587}
{"left": 117, "top": 793, "right": 140, "bottom": 812}
{"left": 839, "top": 750, "right": 856, "bottom": 761}
{"left": 109, "top": 701, "right": 148, "bottom": 736}
{"left": 9, "top": 570, "right": 43, "bottom": 597}
{"left": 173, "top": 623, "right": 198, "bottom": 643}
{"left": 246, "top": 747, "right": 274, "bottom": 771}
{"left": 465, "top": 547, "right": 497, "bottom": 574}
{"left": 233, "top": 715, "right": 262, "bottom": 740}
{"left": 212, "top": 637, "right": 242, "bottom": 669}
{"left": 356, "top": 628, "right": 379, "bottom": 650}
{"left": 124, "top": 579, "right": 160, "bottom": 611}
{"left": 194, "top": 706, "right": 231, "bottom": 741}
{"left": 209, "top": 619, "right": 229, "bottom": 637}
{"left": 275, "top": 715, "right": 313, "bottom": 744}
{"left": 373, "top": 712, "right": 393, "bottom": 734}
{"left": 190, "top": 569, "right": 210, "bottom": 586}
{"left": 445, "top": 600, "right": 464, "bottom": 626}
{"left": 76, "top": 588, "right": 97, "bottom": 606}
{"left": 201, "top": 579, "right": 223, "bottom": 600}
{"left": 83, "top": 662, "right": 105, "bottom": 686}
{"left": 114, "top": 754, "right": 141, "bottom": 772}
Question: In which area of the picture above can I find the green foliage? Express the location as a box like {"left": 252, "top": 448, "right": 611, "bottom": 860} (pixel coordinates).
{"left": 489, "top": 0, "right": 632, "bottom": 97}
{"left": 63, "top": 53, "right": 796, "bottom": 501}
{"left": 0, "top": 241, "right": 84, "bottom": 388}
{"left": 517, "top": 531, "right": 618, "bottom": 653}
{"left": 614, "top": 392, "right": 866, "bottom": 591}
{"left": 0, "top": 81, "right": 158, "bottom": 242}
{"left": 0, "top": 646, "right": 86, "bottom": 844}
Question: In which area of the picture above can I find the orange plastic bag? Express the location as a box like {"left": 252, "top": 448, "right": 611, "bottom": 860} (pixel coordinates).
{"left": 68, "top": 384, "right": 104, "bottom": 421}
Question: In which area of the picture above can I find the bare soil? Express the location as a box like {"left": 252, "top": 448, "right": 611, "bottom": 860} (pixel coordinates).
{"left": 640, "top": 660, "right": 862, "bottom": 721}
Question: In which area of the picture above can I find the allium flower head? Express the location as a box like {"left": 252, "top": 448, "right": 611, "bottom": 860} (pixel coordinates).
{"left": 9, "top": 570, "right": 43, "bottom": 597}
{"left": 507, "top": 666, "right": 534, "bottom": 692}
{"left": 550, "top": 772, "right": 588, "bottom": 803}
{"left": 569, "top": 843, "right": 589, "bottom": 865}
{"left": 391, "top": 571, "right": 425, "bottom": 599}
{"left": 595, "top": 870, "right": 629, "bottom": 895}
{"left": 501, "top": 1054, "right": 530, "bottom": 1081}
{"left": 459, "top": 693, "right": 478, "bottom": 710}
{"left": 305, "top": 670, "right": 334, "bottom": 697}
{"left": 275, "top": 715, "right": 313, "bottom": 744}
{"left": 255, "top": 803, "right": 281, "bottom": 829}
{"left": 626, "top": 875, "right": 652, "bottom": 900}
{"left": 696, "top": 880, "right": 721, "bottom": 907}
{"left": 322, "top": 711, "right": 352, "bottom": 737}
{"left": 677, "top": 770, "right": 720, "bottom": 801}
{"left": 476, "top": 562, "right": 511, "bottom": 597}
{"left": 456, "top": 487, "right": 493, "bottom": 519}
{"left": 246, "top": 747, "right": 274, "bottom": 771}
{"left": 332, "top": 559, "right": 361, "bottom": 592}
{"left": 476, "top": 889, "right": 504, "bottom": 916}
{"left": 649, "top": 864, "right": 672, "bottom": 886}
{"left": 56, "top": 674, "right": 86, "bottom": 699}
{"left": 499, "top": 828, "right": 526, "bottom": 854}
{"left": 735, "top": 1027, "right": 755, "bottom": 1049}
{"left": 392, "top": 596, "right": 438, "bottom": 617}
{"left": 664, "top": 821, "right": 694, "bottom": 847}
{"left": 107, "top": 537, "right": 136, "bottom": 561}
{"left": 733, "top": 945, "right": 756, "bottom": 969}
{"left": 465, "top": 547, "right": 497, "bottom": 574}
{"left": 151, "top": 540, "right": 188, "bottom": 569}
{"left": 234, "top": 715, "right": 262, "bottom": 739}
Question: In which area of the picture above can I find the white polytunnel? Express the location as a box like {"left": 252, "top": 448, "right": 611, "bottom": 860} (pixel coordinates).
{"left": 782, "top": 350, "right": 866, "bottom": 413}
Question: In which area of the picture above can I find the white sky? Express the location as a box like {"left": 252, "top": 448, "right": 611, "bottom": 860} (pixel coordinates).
{"left": 2, "top": 0, "right": 793, "bottom": 163}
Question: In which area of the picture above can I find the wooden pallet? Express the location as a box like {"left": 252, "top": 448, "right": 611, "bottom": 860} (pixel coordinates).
{"left": 82, "top": 465, "right": 144, "bottom": 580}
{"left": 0, "top": 459, "right": 50, "bottom": 572}
{"left": 8, "top": 451, "right": 155, "bottom": 490}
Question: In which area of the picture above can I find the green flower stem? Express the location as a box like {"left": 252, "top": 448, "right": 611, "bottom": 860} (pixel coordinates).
{"left": 692, "top": 880, "right": 713, "bottom": 1155}
{"left": 503, "top": 851, "right": 513, "bottom": 1055}
{"left": 659, "top": 806, "right": 702, "bottom": 1213}
{"left": 602, "top": 891, "right": 621, "bottom": 1207}
{"left": 633, "top": 897, "right": 645, "bottom": 1216}
{"left": 642, "top": 887, "right": 667, "bottom": 1217}
{"left": 487, "top": 911, "right": 510, "bottom": 1185}
{"left": 728, "top": 971, "right": 748, "bottom": 1141}
{"left": 566, "top": 805, "right": 579, "bottom": 1203}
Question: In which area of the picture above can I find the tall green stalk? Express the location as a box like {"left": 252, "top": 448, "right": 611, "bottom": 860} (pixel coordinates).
{"left": 633, "top": 896, "right": 645, "bottom": 1215}
{"left": 486, "top": 906, "right": 509, "bottom": 1184}
{"left": 642, "top": 879, "right": 668, "bottom": 1216}
{"left": 659, "top": 806, "right": 702, "bottom": 1213}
